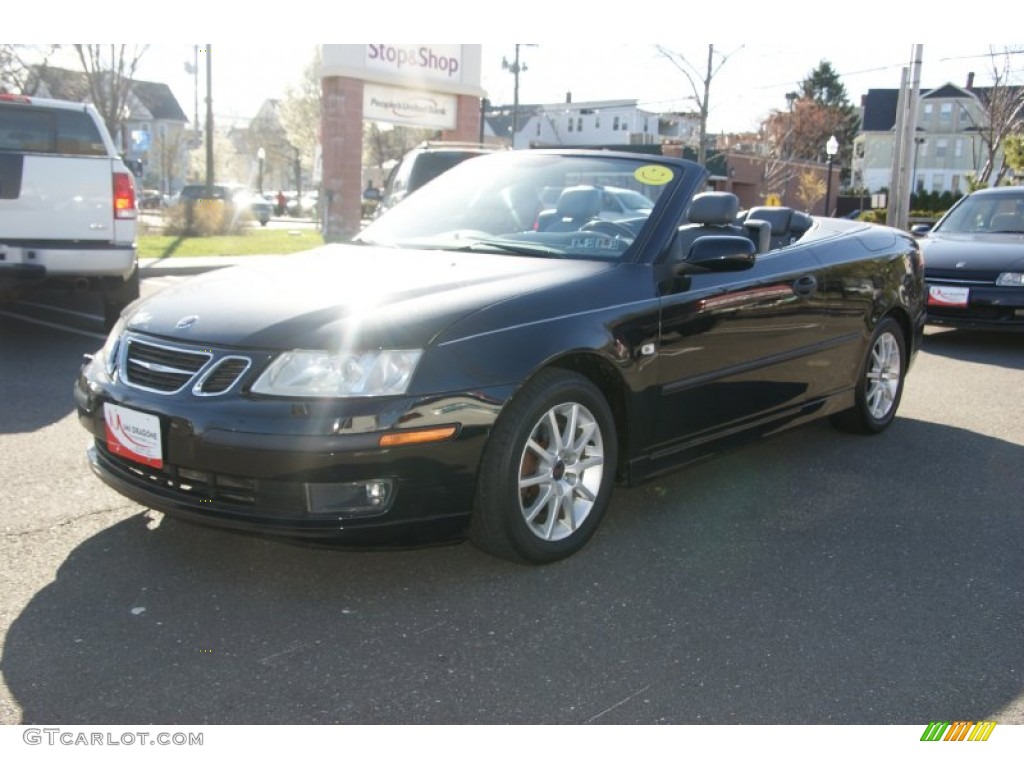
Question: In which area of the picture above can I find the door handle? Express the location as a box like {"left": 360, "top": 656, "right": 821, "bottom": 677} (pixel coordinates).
{"left": 793, "top": 274, "right": 817, "bottom": 297}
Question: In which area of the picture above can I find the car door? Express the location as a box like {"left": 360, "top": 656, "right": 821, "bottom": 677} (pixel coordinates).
{"left": 653, "top": 239, "right": 832, "bottom": 452}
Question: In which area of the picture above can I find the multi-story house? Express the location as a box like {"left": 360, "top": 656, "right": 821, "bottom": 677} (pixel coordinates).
{"left": 488, "top": 98, "right": 702, "bottom": 151}
{"left": 853, "top": 77, "right": 1002, "bottom": 196}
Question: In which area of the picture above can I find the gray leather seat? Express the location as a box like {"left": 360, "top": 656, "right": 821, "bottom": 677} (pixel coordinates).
{"left": 543, "top": 186, "right": 602, "bottom": 232}
{"left": 672, "top": 192, "right": 745, "bottom": 259}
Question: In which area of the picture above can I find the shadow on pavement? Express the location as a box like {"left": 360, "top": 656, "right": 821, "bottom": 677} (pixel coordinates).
{"left": 922, "top": 327, "right": 1024, "bottom": 369}
{"left": 3, "top": 417, "right": 1022, "bottom": 724}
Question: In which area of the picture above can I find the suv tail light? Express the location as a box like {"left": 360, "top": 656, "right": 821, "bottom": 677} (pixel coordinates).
{"left": 113, "top": 171, "right": 137, "bottom": 219}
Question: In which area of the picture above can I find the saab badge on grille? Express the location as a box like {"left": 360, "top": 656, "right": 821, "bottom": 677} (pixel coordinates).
{"left": 955, "top": 261, "right": 967, "bottom": 269}
{"left": 176, "top": 314, "right": 199, "bottom": 329}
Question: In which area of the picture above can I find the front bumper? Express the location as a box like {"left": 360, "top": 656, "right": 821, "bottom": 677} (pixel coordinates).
{"left": 925, "top": 282, "right": 1024, "bottom": 331}
{"left": 76, "top": 364, "right": 508, "bottom": 547}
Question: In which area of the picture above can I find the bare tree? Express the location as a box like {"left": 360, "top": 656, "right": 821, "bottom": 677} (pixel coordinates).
{"left": 73, "top": 45, "right": 148, "bottom": 142}
{"left": 279, "top": 47, "right": 321, "bottom": 175}
{"left": 656, "top": 44, "right": 743, "bottom": 166}
{"left": 969, "top": 47, "right": 1024, "bottom": 186}
{"left": 0, "top": 45, "right": 56, "bottom": 93}
{"left": 362, "top": 123, "right": 437, "bottom": 170}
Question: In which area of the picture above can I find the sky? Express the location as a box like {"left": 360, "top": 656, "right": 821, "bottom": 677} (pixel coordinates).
{"left": 114, "top": 43, "right": 1016, "bottom": 137}
{"left": 8, "top": 6, "right": 1018, "bottom": 137}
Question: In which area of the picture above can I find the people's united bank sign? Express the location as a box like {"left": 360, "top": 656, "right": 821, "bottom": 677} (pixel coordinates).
{"left": 322, "top": 44, "right": 483, "bottom": 131}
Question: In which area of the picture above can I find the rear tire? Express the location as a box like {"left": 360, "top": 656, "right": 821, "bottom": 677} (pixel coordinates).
{"left": 830, "top": 317, "right": 906, "bottom": 434}
{"left": 470, "top": 369, "right": 617, "bottom": 564}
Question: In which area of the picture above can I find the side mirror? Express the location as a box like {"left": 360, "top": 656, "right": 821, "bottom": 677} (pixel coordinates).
{"left": 910, "top": 223, "right": 933, "bottom": 237}
{"left": 679, "top": 236, "right": 756, "bottom": 273}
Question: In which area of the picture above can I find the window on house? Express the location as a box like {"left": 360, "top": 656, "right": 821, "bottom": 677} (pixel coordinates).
{"left": 536, "top": 120, "right": 541, "bottom": 136}
{"left": 595, "top": 115, "right": 600, "bottom": 129}
{"left": 931, "top": 174, "right": 943, "bottom": 192}
{"left": 915, "top": 174, "right": 925, "bottom": 192}
{"left": 951, "top": 174, "right": 961, "bottom": 193}
{"left": 940, "top": 103, "right": 952, "bottom": 123}
{"left": 622, "top": 121, "right": 629, "bottom": 131}
{"left": 568, "top": 117, "right": 574, "bottom": 133}
{"left": 923, "top": 103, "right": 933, "bottom": 121}
{"left": 954, "top": 139, "right": 963, "bottom": 157}
{"left": 613, "top": 116, "right": 620, "bottom": 130}
{"left": 643, "top": 118, "right": 649, "bottom": 133}
{"left": 577, "top": 117, "right": 583, "bottom": 132}
{"left": 935, "top": 139, "right": 948, "bottom": 158}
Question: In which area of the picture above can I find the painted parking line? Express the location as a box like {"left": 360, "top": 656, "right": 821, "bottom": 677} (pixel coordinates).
{"left": 0, "top": 309, "right": 106, "bottom": 340}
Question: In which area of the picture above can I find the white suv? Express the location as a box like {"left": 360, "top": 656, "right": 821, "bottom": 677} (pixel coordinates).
{"left": 0, "top": 93, "right": 139, "bottom": 329}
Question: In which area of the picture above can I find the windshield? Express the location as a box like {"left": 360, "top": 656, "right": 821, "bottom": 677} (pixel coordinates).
{"left": 935, "top": 190, "right": 1024, "bottom": 234}
{"left": 356, "top": 152, "right": 687, "bottom": 260}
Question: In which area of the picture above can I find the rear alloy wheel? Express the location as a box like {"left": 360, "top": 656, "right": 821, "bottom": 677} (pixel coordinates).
{"left": 470, "top": 369, "right": 617, "bottom": 564}
{"left": 831, "top": 317, "right": 906, "bottom": 434}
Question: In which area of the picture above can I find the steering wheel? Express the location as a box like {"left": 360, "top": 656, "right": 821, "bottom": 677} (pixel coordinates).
{"left": 580, "top": 219, "right": 636, "bottom": 238}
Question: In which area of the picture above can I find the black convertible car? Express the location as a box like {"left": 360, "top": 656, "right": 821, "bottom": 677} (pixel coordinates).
{"left": 75, "top": 150, "right": 926, "bottom": 564}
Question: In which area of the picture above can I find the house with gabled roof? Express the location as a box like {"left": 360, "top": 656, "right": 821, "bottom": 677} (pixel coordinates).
{"left": 852, "top": 77, "right": 1004, "bottom": 197}
{"left": 25, "top": 65, "right": 190, "bottom": 194}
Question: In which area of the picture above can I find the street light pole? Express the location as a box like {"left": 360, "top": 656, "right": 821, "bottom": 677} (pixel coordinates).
{"left": 825, "top": 134, "right": 838, "bottom": 217}
{"left": 257, "top": 147, "right": 265, "bottom": 196}
{"left": 502, "top": 45, "right": 529, "bottom": 147}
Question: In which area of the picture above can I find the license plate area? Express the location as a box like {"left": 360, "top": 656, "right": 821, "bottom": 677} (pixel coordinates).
{"left": 103, "top": 403, "right": 163, "bottom": 469}
{"left": 928, "top": 284, "right": 969, "bottom": 308}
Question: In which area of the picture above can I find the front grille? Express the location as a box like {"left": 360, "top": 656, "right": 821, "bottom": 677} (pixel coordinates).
{"left": 195, "top": 356, "right": 251, "bottom": 395}
{"left": 926, "top": 269, "right": 995, "bottom": 286}
{"left": 124, "top": 337, "right": 211, "bottom": 393}
{"left": 117, "top": 334, "right": 254, "bottom": 396}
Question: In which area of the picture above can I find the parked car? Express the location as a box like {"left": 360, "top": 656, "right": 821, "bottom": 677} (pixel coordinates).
{"left": 0, "top": 93, "right": 138, "bottom": 330}
{"left": 75, "top": 149, "right": 926, "bottom": 564}
{"left": 139, "top": 189, "right": 165, "bottom": 209}
{"left": 236, "top": 190, "right": 273, "bottom": 226}
{"left": 914, "top": 186, "right": 1024, "bottom": 331}
{"left": 375, "top": 141, "right": 498, "bottom": 217}
{"left": 176, "top": 184, "right": 270, "bottom": 226}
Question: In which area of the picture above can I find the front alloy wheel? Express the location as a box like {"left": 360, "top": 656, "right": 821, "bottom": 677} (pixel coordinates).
{"left": 471, "top": 369, "right": 617, "bottom": 564}
{"left": 517, "top": 401, "right": 605, "bottom": 542}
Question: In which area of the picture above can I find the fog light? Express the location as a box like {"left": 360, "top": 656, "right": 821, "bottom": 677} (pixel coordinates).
{"left": 304, "top": 479, "right": 395, "bottom": 516}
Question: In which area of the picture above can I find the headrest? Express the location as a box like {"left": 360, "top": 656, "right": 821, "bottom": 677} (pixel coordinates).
{"left": 686, "top": 192, "right": 740, "bottom": 225}
{"left": 555, "top": 186, "right": 602, "bottom": 218}
{"left": 747, "top": 206, "right": 793, "bottom": 234}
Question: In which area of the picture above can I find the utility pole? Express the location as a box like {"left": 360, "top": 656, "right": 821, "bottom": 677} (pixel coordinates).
{"left": 886, "top": 45, "right": 923, "bottom": 230}
{"left": 205, "top": 44, "right": 213, "bottom": 192}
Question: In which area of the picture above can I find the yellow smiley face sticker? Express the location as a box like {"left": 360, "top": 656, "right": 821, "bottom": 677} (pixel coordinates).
{"left": 634, "top": 165, "right": 674, "bottom": 186}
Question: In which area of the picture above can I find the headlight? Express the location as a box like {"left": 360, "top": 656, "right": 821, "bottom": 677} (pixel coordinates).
{"left": 995, "top": 272, "right": 1024, "bottom": 286}
{"left": 251, "top": 349, "right": 422, "bottom": 397}
{"left": 98, "top": 317, "right": 126, "bottom": 377}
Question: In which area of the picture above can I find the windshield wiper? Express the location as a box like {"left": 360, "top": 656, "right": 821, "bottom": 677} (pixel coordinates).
{"left": 449, "top": 240, "right": 567, "bottom": 258}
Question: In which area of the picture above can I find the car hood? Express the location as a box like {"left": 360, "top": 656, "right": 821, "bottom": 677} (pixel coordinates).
{"left": 125, "top": 245, "right": 614, "bottom": 350}
{"left": 921, "top": 232, "right": 1024, "bottom": 272}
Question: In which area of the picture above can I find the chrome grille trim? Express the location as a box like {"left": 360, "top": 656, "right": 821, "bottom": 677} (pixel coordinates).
{"left": 119, "top": 334, "right": 213, "bottom": 394}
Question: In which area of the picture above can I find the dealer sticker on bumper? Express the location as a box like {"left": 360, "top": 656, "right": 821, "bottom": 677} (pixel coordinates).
{"left": 104, "top": 403, "right": 163, "bottom": 469}
{"left": 928, "top": 285, "right": 970, "bottom": 308}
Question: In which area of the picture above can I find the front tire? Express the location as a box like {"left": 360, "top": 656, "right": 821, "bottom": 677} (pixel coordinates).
{"left": 831, "top": 316, "right": 906, "bottom": 434}
{"left": 470, "top": 369, "right": 618, "bottom": 564}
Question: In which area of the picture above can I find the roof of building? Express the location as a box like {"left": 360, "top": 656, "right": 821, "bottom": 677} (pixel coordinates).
{"left": 26, "top": 66, "right": 187, "bottom": 123}
{"left": 860, "top": 82, "right": 993, "bottom": 132}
